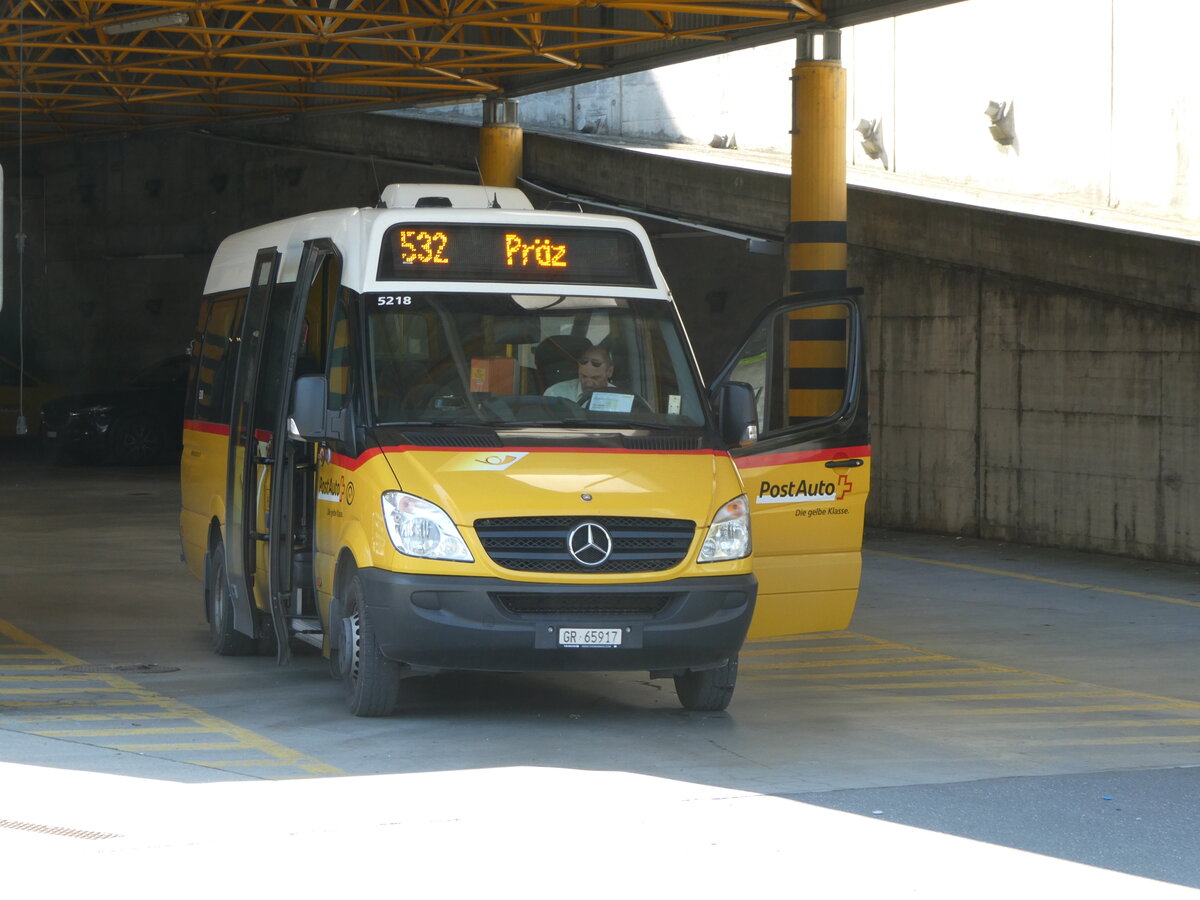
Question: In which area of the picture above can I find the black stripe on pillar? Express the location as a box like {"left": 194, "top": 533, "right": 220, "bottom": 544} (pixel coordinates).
{"left": 787, "top": 221, "right": 848, "bottom": 243}
{"left": 789, "top": 368, "right": 847, "bottom": 390}
{"left": 789, "top": 318, "right": 847, "bottom": 341}
{"left": 789, "top": 270, "right": 847, "bottom": 293}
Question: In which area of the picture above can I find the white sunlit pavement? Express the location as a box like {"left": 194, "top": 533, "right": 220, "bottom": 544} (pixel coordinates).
{"left": 4, "top": 451, "right": 1200, "bottom": 888}
{"left": 3, "top": 761, "right": 1198, "bottom": 898}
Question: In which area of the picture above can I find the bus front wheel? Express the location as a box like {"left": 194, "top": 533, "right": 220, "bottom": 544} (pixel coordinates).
{"left": 206, "top": 542, "right": 256, "bottom": 656}
{"left": 340, "top": 573, "right": 401, "bottom": 717}
{"left": 674, "top": 657, "right": 738, "bottom": 712}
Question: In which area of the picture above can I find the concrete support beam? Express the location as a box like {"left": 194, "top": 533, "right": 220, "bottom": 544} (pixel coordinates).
{"left": 788, "top": 32, "right": 847, "bottom": 294}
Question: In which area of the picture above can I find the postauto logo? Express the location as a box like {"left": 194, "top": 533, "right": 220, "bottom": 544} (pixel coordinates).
{"left": 756, "top": 472, "right": 854, "bottom": 504}
{"left": 318, "top": 473, "right": 354, "bottom": 504}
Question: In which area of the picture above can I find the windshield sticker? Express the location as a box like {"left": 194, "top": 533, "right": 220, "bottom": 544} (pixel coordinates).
{"left": 587, "top": 392, "right": 634, "bottom": 413}
{"left": 448, "top": 451, "right": 530, "bottom": 472}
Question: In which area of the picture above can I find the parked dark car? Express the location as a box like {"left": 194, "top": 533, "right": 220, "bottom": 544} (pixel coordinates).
{"left": 1, "top": 353, "right": 65, "bottom": 439}
{"left": 41, "top": 356, "right": 189, "bottom": 465}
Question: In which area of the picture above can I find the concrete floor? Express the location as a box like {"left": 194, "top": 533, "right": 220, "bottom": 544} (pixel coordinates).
{"left": 1, "top": 445, "right": 1198, "bottom": 895}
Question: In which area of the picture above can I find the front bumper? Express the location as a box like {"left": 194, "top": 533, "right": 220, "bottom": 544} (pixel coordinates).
{"left": 354, "top": 569, "right": 757, "bottom": 674}
{"left": 42, "top": 414, "right": 107, "bottom": 456}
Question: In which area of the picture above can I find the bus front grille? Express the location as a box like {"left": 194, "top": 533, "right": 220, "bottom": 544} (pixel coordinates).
{"left": 474, "top": 516, "right": 695, "bottom": 574}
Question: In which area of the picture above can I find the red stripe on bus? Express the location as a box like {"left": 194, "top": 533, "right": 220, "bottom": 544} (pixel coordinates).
{"left": 183, "top": 420, "right": 273, "bottom": 443}
{"left": 733, "top": 444, "right": 871, "bottom": 469}
{"left": 185, "top": 420, "right": 229, "bottom": 436}
{"left": 328, "top": 445, "right": 728, "bottom": 471}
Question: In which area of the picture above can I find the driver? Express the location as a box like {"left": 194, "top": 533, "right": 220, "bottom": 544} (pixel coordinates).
{"left": 543, "top": 343, "right": 615, "bottom": 404}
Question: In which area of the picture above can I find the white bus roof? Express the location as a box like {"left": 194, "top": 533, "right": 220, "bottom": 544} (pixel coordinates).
{"left": 378, "top": 183, "right": 533, "bottom": 210}
{"left": 202, "top": 184, "right": 670, "bottom": 299}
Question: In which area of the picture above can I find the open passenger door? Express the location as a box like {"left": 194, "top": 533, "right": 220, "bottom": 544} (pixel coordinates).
{"left": 223, "top": 239, "right": 340, "bottom": 663}
{"left": 223, "top": 248, "right": 281, "bottom": 645}
{"left": 712, "top": 290, "right": 870, "bottom": 640}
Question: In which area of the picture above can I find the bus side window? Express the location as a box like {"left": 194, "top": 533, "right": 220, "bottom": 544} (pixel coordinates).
{"left": 195, "top": 296, "right": 244, "bottom": 424}
{"left": 728, "top": 302, "right": 852, "bottom": 436}
{"left": 327, "top": 299, "right": 352, "bottom": 412}
{"left": 727, "top": 317, "right": 770, "bottom": 431}
{"left": 784, "top": 304, "right": 850, "bottom": 426}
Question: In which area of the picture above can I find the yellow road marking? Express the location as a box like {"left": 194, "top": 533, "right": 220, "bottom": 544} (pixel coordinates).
{"left": 0, "top": 675, "right": 130, "bottom": 682}
{"left": 186, "top": 759, "right": 302, "bottom": 768}
{"left": 0, "top": 699, "right": 176, "bottom": 709}
{"left": 109, "top": 742, "right": 248, "bottom": 752}
{"left": 1018, "top": 718, "right": 1200, "bottom": 729}
{"left": 742, "top": 627, "right": 1200, "bottom": 761}
{"left": 0, "top": 687, "right": 132, "bottom": 694}
{"left": 0, "top": 666, "right": 76, "bottom": 671}
{"left": 950, "top": 703, "right": 1195, "bottom": 715}
{"left": 834, "top": 678, "right": 1073, "bottom": 691}
{"left": 742, "top": 643, "right": 890, "bottom": 656}
{"left": 1031, "top": 735, "right": 1200, "bottom": 746}
{"left": 0, "top": 617, "right": 343, "bottom": 777}
{"left": 34, "top": 727, "right": 216, "bottom": 738}
{"left": 18, "top": 711, "right": 200, "bottom": 722}
{"left": 877, "top": 690, "right": 1142, "bottom": 702}
{"left": 0, "top": 621, "right": 82, "bottom": 665}
{"left": 742, "top": 654, "right": 954, "bottom": 670}
{"left": 741, "top": 666, "right": 999, "bottom": 681}
{"left": 866, "top": 549, "right": 1200, "bottom": 609}
{"left": 755, "top": 633, "right": 864, "bottom": 642}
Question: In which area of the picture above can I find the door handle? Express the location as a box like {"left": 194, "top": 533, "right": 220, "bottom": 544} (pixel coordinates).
{"left": 825, "top": 458, "right": 863, "bottom": 469}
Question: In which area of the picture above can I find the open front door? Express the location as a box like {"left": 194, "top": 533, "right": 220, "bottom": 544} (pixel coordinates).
{"left": 223, "top": 240, "right": 339, "bottom": 661}
{"left": 264, "top": 238, "right": 340, "bottom": 664}
{"left": 223, "top": 248, "right": 281, "bottom": 640}
{"left": 713, "top": 290, "right": 870, "bottom": 639}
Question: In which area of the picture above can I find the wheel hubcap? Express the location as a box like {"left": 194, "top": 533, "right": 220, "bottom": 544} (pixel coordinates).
{"left": 342, "top": 611, "right": 362, "bottom": 682}
{"left": 211, "top": 567, "right": 227, "bottom": 633}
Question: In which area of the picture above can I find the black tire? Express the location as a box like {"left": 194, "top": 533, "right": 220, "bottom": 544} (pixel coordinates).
{"left": 340, "top": 573, "right": 401, "bottom": 717}
{"left": 206, "top": 542, "right": 256, "bottom": 656}
{"left": 109, "top": 412, "right": 163, "bottom": 465}
{"left": 674, "top": 656, "right": 738, "bottom": 712}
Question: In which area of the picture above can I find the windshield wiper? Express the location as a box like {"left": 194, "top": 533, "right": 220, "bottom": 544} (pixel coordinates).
{"left": 621, "top": 421, "right": 676, "bottom": 431}
{"left": 491, "top": 419, "right": 679, "bottom": 431}
{"left": 484, "top": 418, "right": 591, "bottom": 428}
{"left": 376, "top": 419, "right": 496, "bottom": 428}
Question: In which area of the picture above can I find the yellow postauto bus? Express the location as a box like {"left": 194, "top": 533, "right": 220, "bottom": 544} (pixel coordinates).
{"left": 180, "top": 183, "right": 870, "bottom": 716}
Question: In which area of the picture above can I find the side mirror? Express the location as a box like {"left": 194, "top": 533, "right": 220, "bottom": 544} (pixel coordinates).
{"left": 289, "top": 374, "right": 330, "bottom": 441}
{"left": 713, "top": 381, "right": 759, "bottom": 447}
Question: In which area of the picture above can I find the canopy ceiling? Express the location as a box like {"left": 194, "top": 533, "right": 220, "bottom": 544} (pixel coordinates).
{"left": 1, "top": 1, "right": 959, "bottom": 144}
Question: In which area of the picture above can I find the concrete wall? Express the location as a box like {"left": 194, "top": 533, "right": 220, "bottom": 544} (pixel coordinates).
{"left": 0, "top": 119, "right": 485, "bottom": 386}
{"left": 852, "top": 190, "right": 1200, "bottom": 563}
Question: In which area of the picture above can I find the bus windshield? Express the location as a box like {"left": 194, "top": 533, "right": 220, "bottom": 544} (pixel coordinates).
{"left": 366, "top": 292, "right": 708, "bottom": 430}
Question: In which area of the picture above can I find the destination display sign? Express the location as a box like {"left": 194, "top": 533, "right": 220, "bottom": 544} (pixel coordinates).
{"left": 377, "top": 224, "right": 654, "bottom": 287}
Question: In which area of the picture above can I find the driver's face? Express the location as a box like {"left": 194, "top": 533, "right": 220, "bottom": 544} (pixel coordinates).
{"left": 578, "top": 352, "right": 613, "bottom": 390}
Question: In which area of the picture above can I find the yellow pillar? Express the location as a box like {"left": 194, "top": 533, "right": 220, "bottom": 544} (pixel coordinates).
{"left": 789, "top": 31, "right": 847, "bottom": 294}
{"left": 479, "top": 98, "right": 523, "bottom": 188}
{"left": 788, "top": 32, "right": 848, "bottom": 420}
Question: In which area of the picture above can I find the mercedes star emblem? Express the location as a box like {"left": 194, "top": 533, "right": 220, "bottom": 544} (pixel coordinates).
{"left": 567, "top": 522, "right": 613, "bottom": 567}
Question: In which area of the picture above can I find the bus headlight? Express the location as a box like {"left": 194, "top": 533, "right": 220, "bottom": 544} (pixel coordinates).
{"left": 382, "top": 492, "right": 474, "bottom": 562}
{"left": 698, "top": 495, "right": 751, "bottom": 563}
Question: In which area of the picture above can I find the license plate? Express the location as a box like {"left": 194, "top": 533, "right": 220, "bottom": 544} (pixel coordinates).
{"left": 558, "top": 627, "right": 622, "bottom": 648}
